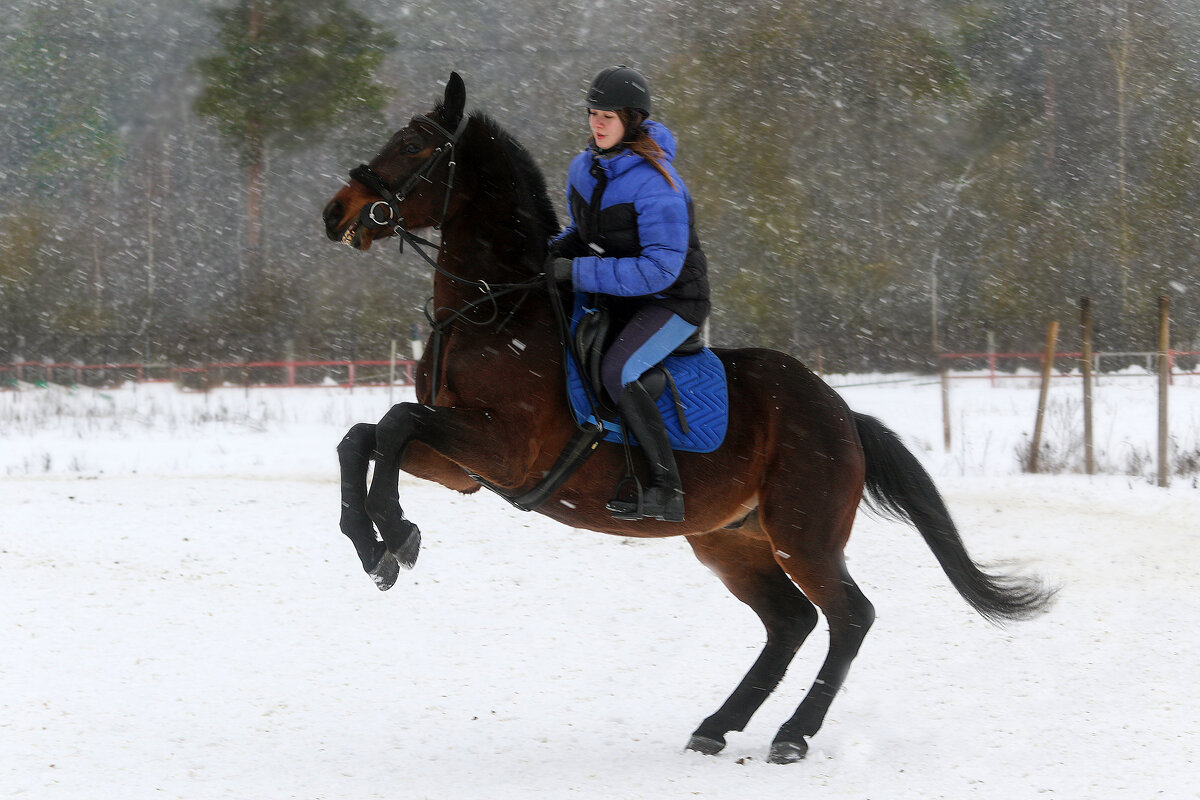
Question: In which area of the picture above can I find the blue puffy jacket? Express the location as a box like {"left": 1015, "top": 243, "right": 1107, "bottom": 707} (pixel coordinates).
{"left": 553, "top": 120, "right": 710, "bottom": 326}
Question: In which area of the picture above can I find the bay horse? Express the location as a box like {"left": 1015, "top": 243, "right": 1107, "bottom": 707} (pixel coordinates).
{"left": 321, "top": 72, "right": 1054, "bottom": 764}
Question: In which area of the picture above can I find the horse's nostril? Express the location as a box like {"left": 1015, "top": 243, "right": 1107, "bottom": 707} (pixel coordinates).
{"left": 323, "top": 200, "right": 345, "bottom": 239}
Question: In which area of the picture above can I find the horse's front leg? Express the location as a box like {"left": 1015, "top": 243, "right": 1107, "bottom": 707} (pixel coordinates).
{"left": 336, "top": 422, "right": 401, "bottom": 590}
{"left": 366, "top": 402, "right": 515, "bottom": 585}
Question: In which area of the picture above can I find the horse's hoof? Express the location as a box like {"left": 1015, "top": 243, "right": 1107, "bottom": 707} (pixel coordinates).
{"left": 686, "top": 734, "right": 726, "bottom": 756}
{"left": 368, "top": 549, "right": 401, "bottom": 591}
{"left": 767, "top": 738, "right": 809, "bottom": 764}
{"left": 395, "top": 521, "right": 421, "bottom": 569}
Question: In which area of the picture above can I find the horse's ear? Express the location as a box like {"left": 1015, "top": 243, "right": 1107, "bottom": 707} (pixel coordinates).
{"left": 443, "top": 72, "right": 466, "bottom": 125}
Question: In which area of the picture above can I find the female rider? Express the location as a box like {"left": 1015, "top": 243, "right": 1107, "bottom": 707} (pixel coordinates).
{"left": 550, "top": 65, "right": 710, "bottom": 523}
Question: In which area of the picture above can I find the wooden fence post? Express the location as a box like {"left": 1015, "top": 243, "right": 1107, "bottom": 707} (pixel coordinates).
{"left": 987, "top": 331, "right": 997, "bottom": 387}
{"left": 1080, "top": 298, "right": 1095, "bottom": 475}
{"left": 389, "top": 338, "right": 398, "bottom": 405}
{"left": 1158, "top": 295, "right": 1171, "bottom": 488}
{"left": 940, "top": 357, "right": 951, "bottom": 452}
{"left": 1029, "top": 320, "right": 1060, "bottom": 473}
{"left": 285, "top": 339, "right": 296, "bottom": 387}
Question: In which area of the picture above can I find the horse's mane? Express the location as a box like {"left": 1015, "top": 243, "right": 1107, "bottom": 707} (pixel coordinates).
{"left": 457, "top": 108, "right": 561, "bottom": 247}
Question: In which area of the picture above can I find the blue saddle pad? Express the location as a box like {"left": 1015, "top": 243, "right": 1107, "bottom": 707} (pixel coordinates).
{"left": 565, "top": 304, "right": 729, "bottom": 454}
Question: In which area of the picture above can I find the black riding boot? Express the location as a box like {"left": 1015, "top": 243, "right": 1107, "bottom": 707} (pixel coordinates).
{"left": 606, "top": 379, "right": 685, "bottom": 522}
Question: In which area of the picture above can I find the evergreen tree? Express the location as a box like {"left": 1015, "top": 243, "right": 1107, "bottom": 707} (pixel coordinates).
{"left": 193, "top": 0, "right": 394, "bottom": 268}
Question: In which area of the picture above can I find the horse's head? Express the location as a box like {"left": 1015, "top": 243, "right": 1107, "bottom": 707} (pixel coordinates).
{"left": 323, "top": 72, "right": 468, "bottom": 251}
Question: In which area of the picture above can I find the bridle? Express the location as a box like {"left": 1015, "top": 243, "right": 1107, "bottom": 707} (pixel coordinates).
{"left": 345, "top": 110, "right": 550, "bottom": 402}
{"left": 348, "top": 112, "right": 469, "bottom": 238}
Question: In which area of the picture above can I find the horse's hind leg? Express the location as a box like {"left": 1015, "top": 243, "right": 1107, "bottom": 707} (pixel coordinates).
{"left": 336, "top": 422, "right": 401, "bottom": 589}
{"left": 685, "top": 524, "right": 820, "bottom": 756}
{"left": 768, "top": 532, "right": 873, "bottom": 762}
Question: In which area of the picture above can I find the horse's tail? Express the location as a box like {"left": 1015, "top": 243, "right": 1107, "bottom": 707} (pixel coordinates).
{"left": 854, "top": 412, "right": 1057, "bottom": 624}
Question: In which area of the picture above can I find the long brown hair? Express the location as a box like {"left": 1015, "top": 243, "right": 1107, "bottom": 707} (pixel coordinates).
{"left": 593, "top": 109, "right": 678, "bottom": 191}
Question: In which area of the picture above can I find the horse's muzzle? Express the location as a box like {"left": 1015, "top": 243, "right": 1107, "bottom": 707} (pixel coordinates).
{"left": 322, "top": 199, "right": 347, "bottom": 242}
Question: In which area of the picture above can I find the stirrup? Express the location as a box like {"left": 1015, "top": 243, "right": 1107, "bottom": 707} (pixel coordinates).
{"left": 606, "top": 475, "right": 644, "bottom": 518}
{"left": 607, "top": 478, "right": 684, "bottom": 522}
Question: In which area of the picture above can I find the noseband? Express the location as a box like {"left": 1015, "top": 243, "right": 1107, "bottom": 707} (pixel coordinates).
{"left": 348, "top": 112, "right": 470, "bottom": 236}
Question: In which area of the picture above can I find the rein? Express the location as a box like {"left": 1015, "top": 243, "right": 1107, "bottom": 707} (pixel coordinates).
{"left": 460, "top": 268, "right": 607, "bottom": 512}
{"left": 415, "top": 259, "right": 606, "bottom": 513}
{"left": 420, "top": 267, "right": 544, "bottom": 407}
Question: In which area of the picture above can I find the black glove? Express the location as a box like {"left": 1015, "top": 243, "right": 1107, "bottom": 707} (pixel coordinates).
{"left": 551, "top": 257, "right": 574, "bottom": 284}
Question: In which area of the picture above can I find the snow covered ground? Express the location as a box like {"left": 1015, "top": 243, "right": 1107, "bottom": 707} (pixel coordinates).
{"left": 2, "top": 374, "right": 1197, "bottom": 799}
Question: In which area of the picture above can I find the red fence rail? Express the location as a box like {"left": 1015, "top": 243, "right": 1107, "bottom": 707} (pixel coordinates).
{"left": 937, "top": 349, "right": 1200, "bottom": 386}
{"left": 1, "top": 359, "right": 419, "bottom": 390}
{"left": 5, "top": 351, "right": 1199, "bottom": 391}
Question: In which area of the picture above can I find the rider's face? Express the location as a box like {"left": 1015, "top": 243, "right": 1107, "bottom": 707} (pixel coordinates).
{"left": 589, "top": 109, "right": 625, "bottom": 150}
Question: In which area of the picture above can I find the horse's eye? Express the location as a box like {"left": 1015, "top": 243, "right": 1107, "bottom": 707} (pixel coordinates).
{"left": 401, "top": 142, "right": 422, "bottom": 155}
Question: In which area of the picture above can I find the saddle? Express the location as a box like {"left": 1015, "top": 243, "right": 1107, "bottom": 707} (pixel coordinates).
{"left": 566, "top": 301, "right": 728, "bottom": 454}
{"left": 572, "top": 305, "right": 702, "bottom": 425}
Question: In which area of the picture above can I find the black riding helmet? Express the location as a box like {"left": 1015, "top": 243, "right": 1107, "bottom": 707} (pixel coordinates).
{"left": 584, "top": 65, "right": 652, "bottom": 117}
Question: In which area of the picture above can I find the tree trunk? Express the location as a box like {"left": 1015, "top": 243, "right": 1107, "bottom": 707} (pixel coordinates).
{"left": 245, "top": 0, "right": 264, "bottom": 272}
{"left": 246, "top": 147, "right": 264, "bottom": 267}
